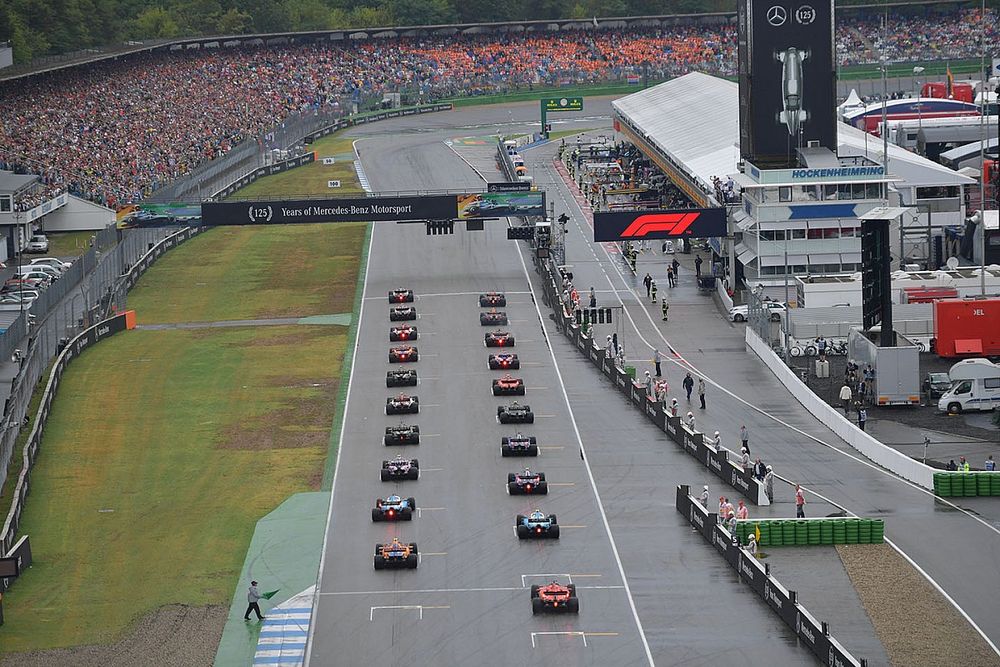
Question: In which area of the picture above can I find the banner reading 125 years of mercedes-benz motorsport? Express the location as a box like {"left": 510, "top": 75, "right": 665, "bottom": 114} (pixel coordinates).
{"left": 201, "top": 191, "right": 547, "bottom": 226}
{"left": 593, "top": 208, "right": 728, "bottom": 242}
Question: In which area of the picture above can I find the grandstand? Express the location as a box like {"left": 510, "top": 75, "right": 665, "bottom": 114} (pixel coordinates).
{"left": 0, "top": 4, "right": 996, "bottom": 212}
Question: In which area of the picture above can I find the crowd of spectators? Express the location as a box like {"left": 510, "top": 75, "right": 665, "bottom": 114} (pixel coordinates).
{"left": 0, "top": 10, "right": 995, "bottom": 210}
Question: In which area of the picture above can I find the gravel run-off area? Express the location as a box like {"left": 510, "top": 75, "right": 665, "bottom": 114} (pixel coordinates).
{"left": 0, "top": 605, "right": 226, "bottom": 667}
{"left": 837, "top": 544, "right": 1000, "bottom": 667}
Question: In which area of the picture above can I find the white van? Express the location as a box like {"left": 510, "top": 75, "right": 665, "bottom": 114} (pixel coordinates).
{"left": 938, "top": 358, "right": 1000, "bottom": 414}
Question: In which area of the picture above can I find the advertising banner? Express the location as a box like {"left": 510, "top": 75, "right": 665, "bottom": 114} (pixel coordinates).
{"left": 763, "top": 576, "right": 792, "bottom": 618}
{"left": 457, "top": 192, "right": 545, "bottom": 219}
{"left": 737, "top": 0, "right": 837, "bottom": 167}
{"left": 202, "top": 195, "right": 457, "bottom": 226}
{"left": 795, "top": 606, "right": 828, "bottom": 657}
{"left": 682, "top": 429, "right": 702, "bottom": 457}
{"left": 631, "top": 382, "right": 645, "bottom": 406}
{"left": 542, "top": 97, "right": 584, "bottom": 112}
{"left": 739, "top": 549, "right": 767, "bottom": 595}
{"left": 487, "top": 182, "right": 532, "bottom": 193}
{"left": 664, "top": 416, "right": 680, "bottom": 444}
{"left": 644, "top": 397, "right": 666, "bottom": 429}
{"left": 593, "top": 208, "right": 727, "bottom": 241}
{"left": 707, "top": 445, "right": 727, "bottom": 477}
{"left": 603, "top": 355, "right": 614, "bottom": 378}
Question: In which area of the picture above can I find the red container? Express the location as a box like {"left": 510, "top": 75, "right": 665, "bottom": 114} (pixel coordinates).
{"left": 921, "top": 82, "right": 974, "bottom": 103}
{"left": 934, "top": 298, "right": 1000, "bottom": 357}
{"left": 903, "top": 287, "right": 959, "bottom": 304}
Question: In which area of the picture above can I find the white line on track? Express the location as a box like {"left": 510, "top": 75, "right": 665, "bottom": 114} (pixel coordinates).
{"left": 305, "top": 222, "right": 377, "bottom": 665}
{"left": 512, "top": 227, "right": 656, "bottom": 667}
{"left": 322, "top": 585, "right": 625, "bottom": 596}
{"left": 366, "top": 290, "right": 531, "bottom": 300}
{"left": 543, "top": 156, "right": 1000, "bottom": 654}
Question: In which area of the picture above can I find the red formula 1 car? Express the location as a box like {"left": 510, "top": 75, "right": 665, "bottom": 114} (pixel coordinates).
{"left": 488, "top": 352, "right": 520, "bottom": 370}
{"left": 492, "top": 374, "right": 525, "bottom": 396}
{"left": 389, "top": 288, "right": 414, "bottom": 303}
{"left": 389, "top": 325, "right": 418, "bottom": 341}
{"left": 480, "top": 309, "right": 508, "bottom": 326}
{"left": 390, "top": 306, "right": 417, "bottom": 321}
{"left": 485, "top": 330, "right": 515, "bottom": 347}
{"left": 389, "top": 346, "right": 419, "bottom": 363}
{"left": 507, "top": 468, "right": 547, "bottom": 495}
{"left": 479, "top": 292, "right": 507, "bottom": 307}
{"left": 531, "top": 582, "right": 579, "bottom": 614}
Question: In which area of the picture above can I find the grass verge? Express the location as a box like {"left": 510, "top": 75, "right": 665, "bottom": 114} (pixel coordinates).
{"left": 126, "top": 223, "right": 367, "bottom": 323}
{"left": 0, "top": 324, "right": 346, "bottom": 654}
{"left": 43, "top": 231, "right": 97, "bottom": 258}
{"left": 230, "top": 134, "right": 361, "bottom": 200}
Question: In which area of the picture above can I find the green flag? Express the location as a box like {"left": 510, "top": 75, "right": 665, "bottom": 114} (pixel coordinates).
{"left": 261, "top": 590, "right": 279, "bottom": 600}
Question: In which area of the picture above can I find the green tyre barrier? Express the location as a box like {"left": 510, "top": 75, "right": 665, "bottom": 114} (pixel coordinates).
{"left": 858, "top": 519, "right": 872, "bottom": 544}
{"left": 820, "top": 520, "right": 834, "bottom": 545}
{"left": 976, "top": 473, "right": 992, "bottom": 496}
{"left": 871, "top": 519, "right": 885, "bottom": 543}
{"left": 991, "top": 474, "right": 1000, "bottom": 497}
{"left": 933, "top": 473, "right": 951, "bottom": 497}
{"left": 832, "top": 519, "right": 847, "bottom": 544}
{"left": 845, "top": 519, "right": 860, "bottom": 544}
{"left": 807, "top": 521, "right": 822, "bottom": 545}
{"left": 770, "top": 521, "right": 783, "bottom": 546}
{"left": 794, "top": 520, "right": 808, "bottom": 545}
{"left": 783, "top": 520, "right": 796, "bottom": 545}
{"left": 963, "top": 473, "right": 978, "bottom": 497}
{"left": 737, "top": 522, "right": 749, "bottom": 542}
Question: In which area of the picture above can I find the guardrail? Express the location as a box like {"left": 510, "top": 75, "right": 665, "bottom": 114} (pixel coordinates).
{"left": 1, "top": 225, "right": 205, "bottom": 560}
{"left": 744, "top": 326, "right": 935, "bottom": 490}
{"left": 676, "top": 484, "right": 865, "bottom": 667}
{"left": 535, "top": 258, "right": 769, "bottom": 504}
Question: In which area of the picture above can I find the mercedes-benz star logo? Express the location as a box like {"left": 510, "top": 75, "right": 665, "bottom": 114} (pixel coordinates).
{"left": 766, "top": 5, "right": 787, "bottom": 25}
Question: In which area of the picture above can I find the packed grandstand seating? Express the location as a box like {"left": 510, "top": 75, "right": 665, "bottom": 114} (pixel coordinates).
{"left": 0, "top": 8, "right": 996, "bottom": 209}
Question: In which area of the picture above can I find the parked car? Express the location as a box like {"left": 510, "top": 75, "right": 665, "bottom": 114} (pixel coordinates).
{"left": 25, "top": 234, "right": 49, "bottom": 253}
{"left": 28, "top": 257, "right": 71, "bottom": 271}
{"left": 19, "top": 264, "right": 60, "bottom": 280}
{"left": 12, "top": 271, "right": 53, "bottom": 286}
{"left": 924, "top": 372, "right": 951, "bottom": 399}
{"left": 729, "top": 301, "right": 786, "bottom": 323}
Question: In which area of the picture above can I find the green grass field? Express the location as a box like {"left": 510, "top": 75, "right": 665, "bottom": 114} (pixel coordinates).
{"left": 127, "top": 223, "right": 367, "bottom": 323}
{"left": 228, "top": 135, "right": 361, "bottom": 200}
{"left": 0, "top": 124, "right": 370, "bottom": 655}
{"left": 46, "top": 231, "right": 97, "bottom": 258}
{"left": 0, "top": 324, "right": 346, "bottom": 653}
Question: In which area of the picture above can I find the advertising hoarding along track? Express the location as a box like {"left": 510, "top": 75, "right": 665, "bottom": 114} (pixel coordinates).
{"left": 593, "top": 208, "right": 727, "bottom": 241}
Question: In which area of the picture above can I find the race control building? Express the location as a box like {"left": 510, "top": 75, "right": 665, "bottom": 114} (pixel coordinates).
{"left": 612, "top": 72, "right": 975, "bottom": 294}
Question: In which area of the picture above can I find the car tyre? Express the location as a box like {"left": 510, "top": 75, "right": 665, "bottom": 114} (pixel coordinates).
{"left": 372, "top": 509, "right": 382, "bottom": 522}
{"left": 948, "top": 403, "right": 962, "bottom": 415}
{"left": 567, "top": 598, "right": 579, "bottom": 613}
{"left": 549, "top": 525, "right": 560, "bottom": 539}
{"left": 733, "top": 313, "right": 745, "bottom": 323}
{"left": 516, "top": 525, "right": 529, "bottom": 539}
{"left": 527, "top": 445, "right": 538, "bottom": 456}
{"left": 532, "top": 598, "right": 544, "bottom": 615}
{"left": 380, "top": 469, "right": 390, "bottom": 482}
{"left": 536, "top": 482, "right": 549, "bottom": 495}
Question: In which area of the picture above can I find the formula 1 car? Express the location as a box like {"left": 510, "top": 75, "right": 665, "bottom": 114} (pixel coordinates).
{"left": 384, "top": 423, "right": 419, "bottom": 445}
{"left": 374, "top": 538, "right": 418, "bottom": 569}
{"left": 390, "top": 306, "right": 417, "bottom": 321}
{"left": 386, "top": 394, "right": 419, "bottom": 415}
{"left": 389, "top": 288, "right": 414, "bottom": 303}
{"left": 381, "top": 455, "right": 419, "bottom": 481}
{"left": 498, "top": 402, "right": 534, "bottom": 424}
{"left": 386, "top": 369, "right": 418, "bottom": 387}
{"left": 479, "top": 292, "right": 507, "bottom": 307}
{"left": 389, "top": 325, "right": 418, "bottom": 341}
{"left": 516, "top": 510, "right": 559, "bottom": 539}
{"left": 485, "top": 330, "right": 515, "bottom": 347}
{"left": 492, "top": 374, "right": 525, "bottom": 396}
{"left": 508, "top": 468, "right": 547, "bottom": 495}
{"left": 501, "top": 433, "right": 538, "bottom": 457}
{"left": 480, "top": 309, "right": 508, "bottom": 326}
{"left": 531, "top": 582, "right": 579, "bottom": 614}
{"left": 488, "top": 352, "right": 520, "bottom": 370}
{"left": 389, "top": 346, "right": 419, "bottom": 363}
{"left": 372, "top": 495, "right": 416, "bottom": 522}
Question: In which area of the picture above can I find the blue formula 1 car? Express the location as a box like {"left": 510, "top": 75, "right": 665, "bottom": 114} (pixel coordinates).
{"left": 516, "top": 510, "right": 559, "bottom": 539}
{"left": 372, "top": 494, "right": 416, "bottom": 521}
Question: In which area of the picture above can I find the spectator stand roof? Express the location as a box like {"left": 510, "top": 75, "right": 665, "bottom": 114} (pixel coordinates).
{"left": 0, "top": 171, "right": 38, "bottom": 195}
{"left": 611, "top": 72, "right": 973, "bottom": 202}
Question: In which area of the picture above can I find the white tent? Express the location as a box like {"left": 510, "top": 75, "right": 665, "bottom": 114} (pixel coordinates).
{"left": 838, "top": 89, "right": 865, "bottom": 118}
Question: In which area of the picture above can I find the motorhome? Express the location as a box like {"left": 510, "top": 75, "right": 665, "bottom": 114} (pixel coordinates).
{"left": 938, "top": 358, "right": 1000, "bottom": 413}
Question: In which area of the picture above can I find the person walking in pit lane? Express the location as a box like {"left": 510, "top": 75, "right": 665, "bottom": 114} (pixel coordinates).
{"left": 653, "top": 348, "right": 662, "bottom": 376}
{"left": 697, "top": 378, "right": 706, "bottom": 409}
{"left": 672, "top": 257, "right": 680, "bottom": 277}
{"left": 695, "top": 254, "right": 703, "bottom": 277}
{"left": 700, "top": 485, "right": 710, "bottom": 508}
{"left": 740, "top": 424, "right": 749, "bottom": 453}
{"left": 795, "top": 484, "right": 806, "bottom": 518}
{"left": 839, "top": 383, "right": 853, "bottom": 414}
{"left": 644, "top": 370, "right": 654, "bottom": 397}
{"left": 753, "top": 457, "right": 766, "bottom": 481}
{"left": 661, "top": 299, "right": 669, "bottom": 321}
{"left": 244, "top": 580, "right": 265, "bottom": 621}
{"left": 589, "top": 287, "right": 597, "bottom": 308}
{"left": 643, "top": 273, "right": 652, "bottom": 297}
{"left": 667, "top": 265, "right": 676, "bottom": 287}
{"left": 740, "top": 447, "right": 751, "bottom": 472}
{"left": 857, "top": 406, "right": 868, "bottom": 432}
{"left": 764, "top": 466, "right": 774, "bottom": 502}
{"left": 686, "top": 411, "right": 696, "bottom": 430}
{"left": 718, "top": 496, "right": 726, "bottom": 523}
{"left": 670, "top": 398, "right": 679, "bottom": 417}
{"left": 683, "top": 372, "right": 694, "bottom": 400}
{"left": 651, "top": 280, "right": 658, "bottom": 303}
{"left": 736, "top": 499, "right": 748, "bottom": 521}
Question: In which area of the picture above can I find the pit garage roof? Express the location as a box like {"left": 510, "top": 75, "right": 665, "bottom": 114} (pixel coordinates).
{"left": 612, "top": 73, "right": 974, "bottom": 196}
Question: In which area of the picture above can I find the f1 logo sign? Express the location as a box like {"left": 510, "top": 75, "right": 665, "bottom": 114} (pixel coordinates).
{"left": 593, "top": 208, "right": 726, "bottom": 242}
{"left": 620, "top": 212, "right": 700, "bottom": 238}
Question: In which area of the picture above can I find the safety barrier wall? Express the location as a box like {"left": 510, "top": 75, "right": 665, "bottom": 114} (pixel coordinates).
{"left": 497, "top": 140, "right": 518, "bottom": 181}
{"left": 676, "top": 485, "right": 864, "bottom": 667}
{"left": 745, "top": 327, "right": 935, "bottom": 490}
{"left": 1, "top": 225, "right": 205, "bottom": 560}
{"left": 211, "top": 152, "right": 317, "bottom": 199}
{"left": 933, "top": 472, "right": 1000, "bottom": 497}
{"left": 537, "top": 261, "right": 769, "bottom": 504}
